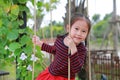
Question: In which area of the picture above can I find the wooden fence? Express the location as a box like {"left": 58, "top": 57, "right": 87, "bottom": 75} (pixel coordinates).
{"left": 90, "top": 50, "right": 120, "bottom": 80}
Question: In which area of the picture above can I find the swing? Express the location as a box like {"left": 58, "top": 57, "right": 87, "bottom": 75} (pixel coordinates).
{"left": 32, "top": 0, "right": 92, "bottom": 80}
{"left": 86, "top": 0, "right": 92, "bottom": 80}
{"left": 32, "top": 0, "right": 36, "bottom": 80}
{"left": 32, "top": 0, "right": 55, "bottom": 79}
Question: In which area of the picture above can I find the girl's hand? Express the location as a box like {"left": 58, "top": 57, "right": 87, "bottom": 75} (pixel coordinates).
{"left": 67, "top": 36, "right": 75, "bottom": 49}
{"left": 32, "top": 35, "right": 43, "bottom": 47}
{"left": 65, "top": 35, "right": 77, "bottom": 55}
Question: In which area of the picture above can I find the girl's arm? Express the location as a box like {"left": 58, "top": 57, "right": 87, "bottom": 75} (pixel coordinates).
{"left": 64, "top": 36, "right": 86, "bottom": 73}
{"left": 41, "top": 43, "right": 56, "bottom": 54}
{"left": 69, "top": 48, "right": 86, "bottom": 73}
{"left": 32, "top": 35, "right": 56, "bottom": 54}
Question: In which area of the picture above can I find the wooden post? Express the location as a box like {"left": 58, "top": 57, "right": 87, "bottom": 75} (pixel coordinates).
{"left": 111, "top": 53, "right": 114, "bottom": 79}
{"left": 112, "top": 0, "right": 118, "bottom": 56}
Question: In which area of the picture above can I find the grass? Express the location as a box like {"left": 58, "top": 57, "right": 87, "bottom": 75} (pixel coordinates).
{"left": 0, "top": 59, "right": 16, "bottom": 80}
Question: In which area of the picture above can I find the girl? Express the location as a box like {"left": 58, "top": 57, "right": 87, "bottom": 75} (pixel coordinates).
{"left": 32, "top": 13, "right": 91, "bottom": 80}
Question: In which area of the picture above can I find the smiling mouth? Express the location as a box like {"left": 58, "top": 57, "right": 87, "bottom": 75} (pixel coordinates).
{"left": 75, "top": 37, "right": 82, "bottom": 40}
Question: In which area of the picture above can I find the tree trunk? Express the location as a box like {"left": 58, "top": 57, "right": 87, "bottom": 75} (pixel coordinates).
{"left": 63, "top": 0, "right": 87, "bottom": 30}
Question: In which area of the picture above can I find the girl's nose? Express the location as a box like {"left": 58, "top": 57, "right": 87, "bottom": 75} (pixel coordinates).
{"left": 77, "top": 31, "right": 82, "bottom": 36}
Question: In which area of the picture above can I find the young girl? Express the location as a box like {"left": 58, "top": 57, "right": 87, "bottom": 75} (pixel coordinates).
{"left": 32, "top": 13, "right": 91, "bottom": 80}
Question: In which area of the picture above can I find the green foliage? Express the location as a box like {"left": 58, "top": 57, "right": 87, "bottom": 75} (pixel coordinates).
{"left": 93, "top": 20, "right": 109, "bottom": 38}
{"left": 9, "top": 42, "right": 21, "bottom": 52}
{"left": 18, "top": 0, "right": 27, "bottom": 4}
{"left": 7, "top": 30, "right": 19, "bottom": 41}
{"left": 91, "top": 13, "right": 116, "bottom": 48}
{"left": 92, "top": 14, "right": 100, "bottom": 23}
{"left": 0, "top": 0, "right": 61, "bottom": 79}
{"left": 0, "top": 0, "right": 45, "bottom": 80}
{"left": 37, "top": 20, "right": 65, "bottom": 39}
{"left": 52, "top": 25, "right": 65, "bottom": 37}
{"left": 11, "top": 5, "right": 19, "bottom": 16}
{"left": 38, "top": 25, "right": 65, "bottom": 39}
{"left": 44, "top": 0, "right": 59, "bottom": 11}
{"left": 103, "top": 13, "right": 112, "bottom": 20}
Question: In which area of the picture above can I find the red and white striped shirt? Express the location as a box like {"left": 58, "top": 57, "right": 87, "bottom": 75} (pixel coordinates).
{"left": 41, "top": 35, "right": 86, "bottom": 79}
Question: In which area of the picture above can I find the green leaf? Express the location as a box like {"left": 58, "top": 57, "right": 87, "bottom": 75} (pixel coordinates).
{"left": 25, "top": 73, "right": 32, "bottom": 80}
{"left": 3, "top": 2, "right": 11, "bottom": 14}
{"left": 0, "top": 0, "right": 4, "bottom": 5}
{"left": 18, "top": 20, "right": 24, "bottom": 26}
{"left": 0, "top": 27, "right": 7, "bottom": 37}
{"left": 20, "top": 35, "right": 31, "bottom": 46}
{"left": 19, "top": 29, "right": 25, "bottom": 34}
{"left": 2, "top": 18, "right": 9, "bottom": 27}
{"left": 11, "top": 21, "right": 19, "bottom": 29}
{"left": 21, "top": 70, "right": 27, "bottom": 76}
{"left": 9, "top": 42, "right": 21, "bottom": 52}
{"left": 44, "top": 2, "right": 50, "bottom": 11}
{"left": 0, "top": 20, "right": 3, "bottom": 27}
{"left": 0, "top": 38, "right": 7, "bottom": 47}
{"left": 7, "top": 30, "right": 19, "bottom": 41}
{"left": 25, "top": 27, "right": 33, "bottom": 35}
{"left": 37, "top": 1, "right": 44, "bottom": 8}
{"left": 14, "top": 48, "right": 22, "bottom": 56}
{"left": 19, "top": 5, "right": 29, "bottom": 12}
{"left": 23, "top": 45, "right": 32, "bottom": 54}
{"left": 9, "top": 13, "right": 18, "bottom": 21}
{"left": 0, "top": 46, "right": 7, "bottom": 55}
{"left": 18, "top": 0, "right": 27, "bottom": 4}
{"left": 16, "top": 68, "right": 21, "bottom": 79}
{"left": 11, "top": 5, "right": 19, "bottom": 16}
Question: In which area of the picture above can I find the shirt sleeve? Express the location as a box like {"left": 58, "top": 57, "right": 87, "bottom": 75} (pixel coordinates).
{"left": 41, "top": 43, "right": 56, "bottom": 54}
{"left": 69, "top": 46, "right": 86, "bottom": 73}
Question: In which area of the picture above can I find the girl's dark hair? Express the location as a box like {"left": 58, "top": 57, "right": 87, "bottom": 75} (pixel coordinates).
{"left": 57, "top": 13, "right": 91, "bottom": 43}
{"left": 70, "top": 13, "right": 91, "bottom": 34}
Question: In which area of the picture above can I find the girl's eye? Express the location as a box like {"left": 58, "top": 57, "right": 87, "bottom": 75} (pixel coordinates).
{"left": 75, "top": 28, "right": 78, "bottom": 30}
{"left": 82, "top": 30, "right": 86, "bottom": 33}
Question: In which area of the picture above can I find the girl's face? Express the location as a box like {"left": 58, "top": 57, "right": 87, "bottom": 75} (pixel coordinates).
{"left": 70, "top": 20, "right": 89, "bottom": 45}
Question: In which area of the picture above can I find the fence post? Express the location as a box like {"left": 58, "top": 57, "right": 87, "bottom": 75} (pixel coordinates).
{"left": 111, "top": 53, "right": 114, "bottom": 80}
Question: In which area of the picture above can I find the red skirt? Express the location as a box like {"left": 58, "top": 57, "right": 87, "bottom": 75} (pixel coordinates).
{"left": 36, "top": 68, "right": 75, "bottom": 80}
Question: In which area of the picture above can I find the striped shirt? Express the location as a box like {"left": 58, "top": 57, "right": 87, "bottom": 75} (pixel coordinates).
{"left": 41, "top": 35, "right": 86, "bottom": 79}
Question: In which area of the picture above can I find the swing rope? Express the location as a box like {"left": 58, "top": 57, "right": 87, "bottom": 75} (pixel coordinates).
{"left": 86, "top": 0, "right": 91, "bottom": 80}
{"left": 50, "top": 0, "right": 54, "bottom": 62}
{"left": 32, "top": 0, "right": 71, "bottom": 80}
{"left": 32, "top": 0, "right": 37, "bottom": 80}
{"left": 68, "top": 0, "right": 71, "bottom": 80}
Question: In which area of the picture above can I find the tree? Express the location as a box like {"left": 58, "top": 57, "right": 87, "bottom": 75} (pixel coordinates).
{"left": 92, "top": 14, "right": 100, "bottom": 24}
{"left": 29, "top": 0, "right": 59, "bottom": 30}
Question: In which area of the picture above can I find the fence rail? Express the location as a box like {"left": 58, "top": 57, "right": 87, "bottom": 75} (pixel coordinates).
{"left": 90, "top": 50, "right": 120, "bottom": 80}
